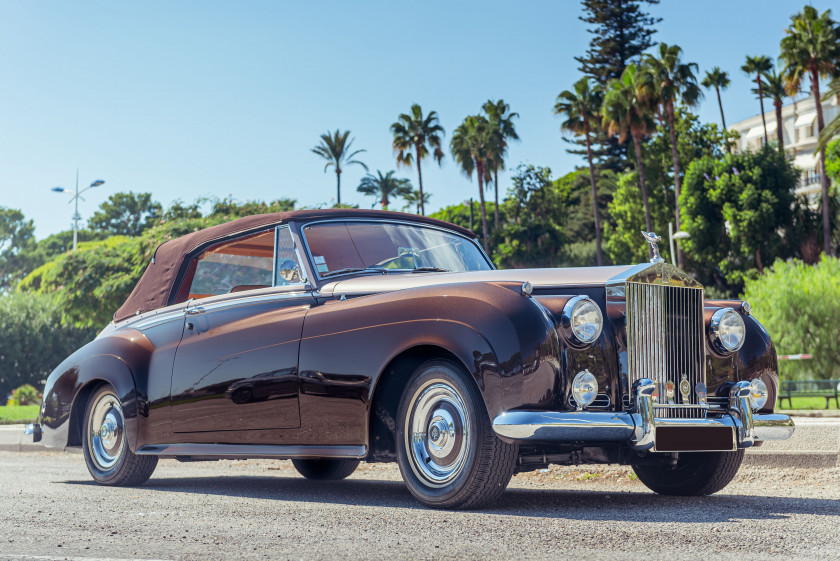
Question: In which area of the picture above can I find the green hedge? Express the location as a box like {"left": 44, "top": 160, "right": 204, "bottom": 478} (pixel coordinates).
{"left": 0, "top": 292, "right": 97, "bottom": 397}
{"left": 743, "top": 256, "right": 840, "bottom": 380}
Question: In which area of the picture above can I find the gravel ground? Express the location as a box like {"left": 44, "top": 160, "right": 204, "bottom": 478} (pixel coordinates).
{"left": 1, "top": 451, "right": 839, "bottom": 561}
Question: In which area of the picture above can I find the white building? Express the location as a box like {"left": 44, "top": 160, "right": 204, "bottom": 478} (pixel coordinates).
{"left": 729, "top": 93, "right": 840, "bottom": 198}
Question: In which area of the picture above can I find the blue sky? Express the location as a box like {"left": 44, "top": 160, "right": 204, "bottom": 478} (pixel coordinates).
{"left": 0, "top": 1, "right": 822, "bottom": 239}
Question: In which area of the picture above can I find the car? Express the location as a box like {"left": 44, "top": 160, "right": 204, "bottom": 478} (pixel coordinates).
{"left": 28, "top": 208, "right": 794, "bottom": 509}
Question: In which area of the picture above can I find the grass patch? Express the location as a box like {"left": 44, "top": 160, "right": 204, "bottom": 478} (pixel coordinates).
{"left": 0, "top": 405, "right": 39, "bottom": 424}
{"left": 776, "top": 396, "right": 839, "bottom": 410}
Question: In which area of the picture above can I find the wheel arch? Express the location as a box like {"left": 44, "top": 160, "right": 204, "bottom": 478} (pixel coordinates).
{"left": 367, "top": 344, "right": 474, "bottom": 462}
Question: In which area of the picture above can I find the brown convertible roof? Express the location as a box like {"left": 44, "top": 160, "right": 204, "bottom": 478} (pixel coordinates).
{"left": 113, "top": 209, "right": 476, "bottom": 323}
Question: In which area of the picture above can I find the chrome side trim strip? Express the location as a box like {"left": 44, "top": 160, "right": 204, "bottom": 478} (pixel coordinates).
{"left": 136, "top": 443, "right": 367, "bottom": 459}
{"left": 753, "top": 413, "right": 796, "bottom": 441}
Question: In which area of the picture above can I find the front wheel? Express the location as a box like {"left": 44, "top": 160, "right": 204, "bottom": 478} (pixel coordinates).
{"left": 396, "top": 359, "right": 517, "bottom": 510}
{"left": 82, "top": 385, "right": 158, "bottom": 486}
{"left": 632, "top": 449, "right": 745, "bottom": 496}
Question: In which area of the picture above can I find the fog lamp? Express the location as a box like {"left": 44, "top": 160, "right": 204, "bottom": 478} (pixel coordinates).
{"left": 572, "top": 370, "right": 598, "bottom": 409}
{"left": 748, "top": 378, "right": 768, "bottom": 411}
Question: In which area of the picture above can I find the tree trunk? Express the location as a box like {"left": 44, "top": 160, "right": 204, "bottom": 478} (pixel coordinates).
{"left": 715, "top": 85, "right": 727, "bottom": 130}
{"left": 755, "top": 248, "right": 764, "bottom": 273}
{"left": 476, "top": 161, "right": 490, "bottom": 252}
{"left": 584, "top": 121, "right": 603, "bottom": 266}
{"left": 666, "top": 101, "right": 684, "bottom": 268}
{"left": 632, "top": 131, "right": 653, "bottom": 234}
{"left": 336, "top": 168, "right": 342, "bottom": 206}
{"left": 493, "top": 167, "right": 500, "bottom": 229}
{"left": 415, "top": 144, "right": 425, "bottom": 216}
{"left": 757, "top": 74, "right": 769, "bottom": 147}
{"left": 774, "top": 99, "right": 784, "bottom": 150}
{"left": 811, "top": 67, "right": 832, "bottom": 256}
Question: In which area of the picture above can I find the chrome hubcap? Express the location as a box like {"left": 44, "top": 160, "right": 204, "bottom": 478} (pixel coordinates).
{"left": 406, "top": 382, "right": 470, "bottom": 487}
{"left": 88, "top": 393, "right": 125, "bottom": 470}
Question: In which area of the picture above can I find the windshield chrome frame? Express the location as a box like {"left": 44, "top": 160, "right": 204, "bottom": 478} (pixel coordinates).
{"left": 297, "top": 218, "right": 494, "bottom": 283}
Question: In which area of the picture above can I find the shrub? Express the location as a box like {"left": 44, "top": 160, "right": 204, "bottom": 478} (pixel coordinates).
{"left": 7, "top": 383, "right": 40, "bottom": 406}
{"left": 743, "top": 256, "right": 840, "bottom": 380}
{"left": 0, "top": 292, "right": 97, "bottom": 396}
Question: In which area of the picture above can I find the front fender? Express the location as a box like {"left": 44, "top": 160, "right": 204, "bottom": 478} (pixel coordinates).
{"left": 40, "top": 329, "right": 154, "bottom": 451}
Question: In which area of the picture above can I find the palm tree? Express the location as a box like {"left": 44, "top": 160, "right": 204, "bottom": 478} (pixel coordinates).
{"left": 400, "top": 188, "right": 431, "bottom": 214}
{"left": 356, "top": 171, "right": 412, "bottom": 210}
{"left": 741, "top": 56, "right": 774, "bottom": 146}
{"left": 482, "top": 100, "right": 519, "bottom": 229}
{"left": 555, "top": 77, "right": 606, "bottom": 266}
{"left": 645, "top": 43, "right": 702, "bottom": 268}
{"left": 451, "top": 115, "right": 494, "bottom": 249}
{"left": 390, "top": 105, "right": 445, "bottom": 216}
{"left": 311, "top": 130, "right": 368, "bottom": 205}
{"left": 817, "top": 77, "right": 840, "bottom": 152}
{"left": 602, "top": 64, "right": 656, "bottom": 234}
{"left": 780, "top": 5, "right": 840, "bottom": 257}
{"left": 701, "top": 66, "right": 730, "bottom": 131}
{"left": 754, "top": 71, "right": 787, "bottom": 150}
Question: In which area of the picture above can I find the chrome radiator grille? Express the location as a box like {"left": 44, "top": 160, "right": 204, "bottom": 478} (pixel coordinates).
{"left": 626, "top": 282, "right": 706, "bottom": 418}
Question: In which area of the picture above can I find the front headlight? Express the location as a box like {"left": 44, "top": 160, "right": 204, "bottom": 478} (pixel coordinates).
{"left": 709, "top": 308, "right": 745, "bottom": 353}
{"left": 748, "top": 378, "right": 768, "bottom": 411}
{"left": 562, "top": 296, "right": 603, "bottom": 345}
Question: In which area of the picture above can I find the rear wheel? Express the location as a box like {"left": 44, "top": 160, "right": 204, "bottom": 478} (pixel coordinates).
{"left": 632, "top": 449, "right": 745, "bottom": 496}
{"left": 82, "top": 385, "right": 158, "bottom": 486}
{"left": 291, "top": 458, "right": 360, "bottom": 480}
{"left": 396, "top": 359, "right": 517, "bottom": 510}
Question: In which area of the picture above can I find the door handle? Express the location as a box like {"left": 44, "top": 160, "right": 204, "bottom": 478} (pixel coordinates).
{"left": 185, "top": 307, "right": 205, "bottom": 316}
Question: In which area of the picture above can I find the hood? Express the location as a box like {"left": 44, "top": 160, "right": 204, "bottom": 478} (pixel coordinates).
{"left": 318, "top": 265, "right": 637, "bottom": 296}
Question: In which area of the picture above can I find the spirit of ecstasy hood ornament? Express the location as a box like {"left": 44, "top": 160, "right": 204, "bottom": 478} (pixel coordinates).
{"left": 641, "top": 231, "right": 665, "bottom": 264}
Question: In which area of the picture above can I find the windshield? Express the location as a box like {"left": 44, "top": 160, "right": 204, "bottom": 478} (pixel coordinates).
{"left": 301, "top": 221, "right": 492, "bottom": 278}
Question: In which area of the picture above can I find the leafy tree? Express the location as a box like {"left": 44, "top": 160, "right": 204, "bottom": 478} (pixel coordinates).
{"left": 603, "top": 169, "right": 671, "bottom": 264}
{"left": 701, "top": 66, "right": 730, "bottom": 131}
{"left": 0, "top": 207, "right": 35, "bottom": 291}
{"left": 743, "top": 256, "right": 840, "bottom": 380}
{"left": 0, "top": 292, "right": 96, "bottom": 396}
{"left": 741, "top": 55, "right": 774, "bottom": 146}
{"left": 390, "top": 105, "right": 445, "bottom": 216}
{"left": 644, "top": 43, "right": 702, "bottom": 267}
{"left": 780, "top": 5, "right": 840, "bottom": 257}
{"left": 311, "top": 130, "right": 368, "bottom": 206}
{"left": 573, "top": 0, "right": 661, "bottom": 171}
{"left": 755, "top": 70, "right": 788, "bottom": 150}
{"left": 482, "top": 100, "right": 519, "bottom": 228}
{"left": 553, "top": 168, "right": 619, "bottom": 266}
{"left": 429, "top": 201, "right": 500, "bottom": 241}
{"left": 162, "top": 199, "right": 203, "bottom": 222}
{"left": 88, "top": 192, "right": 162, "bottom": 237}
{"left": 680, "top": 146, "right": 801, "bottom": 293}
{"left": 451, "top": 115, "right": 495, "bottom": 250}
{"left": 555, "top": 77, "right": 606, "bottom": 265}
{"left": 602, "top": 64, "right": 656, "bottom": 232}
{"left": 357, "top": 171, "right": 412, "bottom": 210}
{"left": 495, "top": 165, "right": 567, "bottom": 269}
{"left": 207, "top": 196, "right": 296, "bottom": 219}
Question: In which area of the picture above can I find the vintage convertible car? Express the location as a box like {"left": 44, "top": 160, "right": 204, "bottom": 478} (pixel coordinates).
{"left": 28, "top": 209, "right": 794, "bottom": 509}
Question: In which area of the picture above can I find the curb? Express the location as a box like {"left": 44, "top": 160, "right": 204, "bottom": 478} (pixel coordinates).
{"left": 743, "top": 450, "right": 838, "bottom": 468}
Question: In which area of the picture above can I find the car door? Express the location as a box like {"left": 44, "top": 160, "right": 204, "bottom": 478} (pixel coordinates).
{"left": 169, "top": 226, "right": 313, "bottom": 436}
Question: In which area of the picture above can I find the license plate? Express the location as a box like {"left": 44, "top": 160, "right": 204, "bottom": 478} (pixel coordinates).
{"left": 654, "top": 426, "right": 736, "bottom": 452}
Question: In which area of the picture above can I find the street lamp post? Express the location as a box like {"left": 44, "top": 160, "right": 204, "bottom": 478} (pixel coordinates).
{"left": 668, "top": 221, "right": 690, "bottom": 267}
{"left": 51, "top": 169, "right": 105, "bottom": 252}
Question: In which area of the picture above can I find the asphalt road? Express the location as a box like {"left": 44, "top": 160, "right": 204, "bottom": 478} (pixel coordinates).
{"left": 1, "top": 452, "right": 839, "bottom": 561}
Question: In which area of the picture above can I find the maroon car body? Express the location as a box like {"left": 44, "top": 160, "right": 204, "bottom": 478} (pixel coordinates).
{"left": 31, "top": 209, "right": 794, "bottom": 508}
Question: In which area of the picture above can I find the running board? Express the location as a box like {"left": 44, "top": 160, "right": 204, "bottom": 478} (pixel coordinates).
{"left": 136, "top": 443, "right": 367, "bottom": 459}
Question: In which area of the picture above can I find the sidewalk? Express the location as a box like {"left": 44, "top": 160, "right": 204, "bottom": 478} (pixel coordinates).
{"left": 3, "top": 417, "right": 838, "bottom": 467}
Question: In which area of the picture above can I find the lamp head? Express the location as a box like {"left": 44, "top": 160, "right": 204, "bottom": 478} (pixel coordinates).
{"left": 51, "top": 186, "right": 66, "bottom": 192}
{"left": 89, "top": 179, "right": 105, "bottom": 188}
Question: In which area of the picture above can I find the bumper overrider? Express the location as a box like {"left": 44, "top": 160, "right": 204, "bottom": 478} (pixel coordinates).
{"left": 492, "top": 379, "right": 794, "bottom": 452}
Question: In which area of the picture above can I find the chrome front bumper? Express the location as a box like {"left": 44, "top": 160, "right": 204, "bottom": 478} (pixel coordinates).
{"left": 492, "top": 378, "right": 794, "bottom": 451}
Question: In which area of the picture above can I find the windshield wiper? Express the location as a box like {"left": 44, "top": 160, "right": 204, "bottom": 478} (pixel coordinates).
{"left": 411, "top": 267, "right": 450, "bottom": 273}
{"left": 320, "top": 267, "right": 389, "bottom": 279}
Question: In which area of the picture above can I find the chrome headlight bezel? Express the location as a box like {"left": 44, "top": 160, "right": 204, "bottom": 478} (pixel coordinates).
{"left": 561, "top": 296, "right": 604, "bottom": 346}
{"left": 709, "top": 307, "right": 746, "bottom": 354}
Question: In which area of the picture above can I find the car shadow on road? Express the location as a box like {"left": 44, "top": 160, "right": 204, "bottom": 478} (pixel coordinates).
{"left": 63, "top": 476, "right": 840, "bottom": 522}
